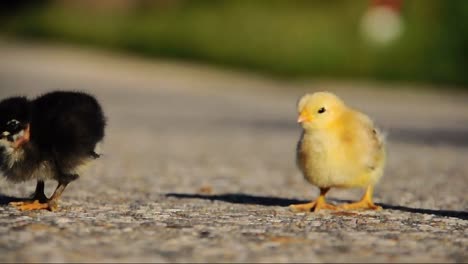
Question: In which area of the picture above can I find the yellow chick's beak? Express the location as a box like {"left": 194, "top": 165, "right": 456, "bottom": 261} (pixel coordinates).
{"left": 297, "top": 110, "right": 312, "bottom": 123}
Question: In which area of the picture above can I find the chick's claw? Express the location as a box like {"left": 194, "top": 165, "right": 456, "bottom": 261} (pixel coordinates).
{"left": 9, "top": 200, "right": 51, "bottom": 211}
{"left": 289, "top": 202, "right": 317, "bottom": 212}
{"left": 9, "top": 200, "right": 58, "bottom": 211}
{"left": 339, "top": 185, "right": 382, "bottom": 211}
{"left": 339, "top": 200, "right": 382, "bottom": 211}
{"left": 290, "top": 200, "right": 338, "bottom": 213}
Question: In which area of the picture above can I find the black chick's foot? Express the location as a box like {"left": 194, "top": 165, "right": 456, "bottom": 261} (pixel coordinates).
{"left": 9, "top": 200, "right": 58, "bottom": 211}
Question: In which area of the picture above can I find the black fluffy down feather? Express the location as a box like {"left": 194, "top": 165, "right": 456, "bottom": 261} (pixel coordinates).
{"left": 0, "top": 91, "right": 106, "bottom": 210}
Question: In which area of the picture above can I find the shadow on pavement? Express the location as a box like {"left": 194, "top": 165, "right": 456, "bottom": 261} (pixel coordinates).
{"left": 166, "top": 193, "right": 468, "bottom": 220}
{"left": 166, "top": 193, "right": 307, "bottom": 207}
{"left": 380, "top": 204, "right": 468, "bottom": 220}
{"left": 0, "top": 194, "right": 27, "bottom": 205}
{"left": 333, "top": 198, "right": 468, "bottom": 220}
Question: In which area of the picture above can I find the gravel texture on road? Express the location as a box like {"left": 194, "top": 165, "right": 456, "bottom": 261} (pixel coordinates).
{"left": 0, "top": 41, "right": 467, "bottom": 263}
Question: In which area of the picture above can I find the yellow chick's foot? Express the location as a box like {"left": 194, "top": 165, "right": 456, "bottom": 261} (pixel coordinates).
{"left": 339, "top": 185, "right": 382, "bottom": 211}
{"left": 290, "top": 200, "right": 338, "bottom": 213}
{"left": 290, "top": 188, "right": 337, "bottom": 212}
{"left": 339, "top": 200, "right": 382, "bottom": 211}
{"left": 9, "top": 200, "right": 53, "bottom": 211}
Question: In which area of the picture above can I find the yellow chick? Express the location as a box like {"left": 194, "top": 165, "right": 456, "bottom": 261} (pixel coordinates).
{"left": 290, "top": 92, "right": 385, "bottom": 212}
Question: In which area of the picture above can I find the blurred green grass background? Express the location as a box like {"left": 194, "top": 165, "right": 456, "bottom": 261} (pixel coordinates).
{"left": 1, "top": 0, "right": 467, "bottom": 87}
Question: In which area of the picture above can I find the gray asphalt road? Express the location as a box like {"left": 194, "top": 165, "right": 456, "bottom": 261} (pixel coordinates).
{"left": 0, "top": 41, "right": 467, "bottom": 263}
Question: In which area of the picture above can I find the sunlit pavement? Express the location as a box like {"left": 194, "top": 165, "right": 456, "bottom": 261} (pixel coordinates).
{"left": 0, "top": 41, "right": 467, "bottom": 263}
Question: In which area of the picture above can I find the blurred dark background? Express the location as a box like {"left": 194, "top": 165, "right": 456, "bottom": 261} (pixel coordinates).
{"left": 1, "top": 0, "right": 467, "bottom": 88}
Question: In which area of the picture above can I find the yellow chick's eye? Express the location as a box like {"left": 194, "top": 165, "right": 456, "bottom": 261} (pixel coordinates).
{"left": 317, "top": 107, "right": 326, "bottom": 114}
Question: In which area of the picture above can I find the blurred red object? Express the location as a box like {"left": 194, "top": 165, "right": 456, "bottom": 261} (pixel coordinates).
{"left": 371, "top": 0, "right": 402, "bottom": 12}
{"left": 361, "top": 0, "right": 404, "bottom": 45}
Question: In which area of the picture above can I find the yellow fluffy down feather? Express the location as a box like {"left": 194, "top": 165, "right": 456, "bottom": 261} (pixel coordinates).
{"left": 290, "top": 91, "right": 386, "bottom": 212}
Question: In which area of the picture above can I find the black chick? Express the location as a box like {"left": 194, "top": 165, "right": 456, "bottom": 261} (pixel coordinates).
{"left": 0, "top": 91, "right": 106, "bottom": 211}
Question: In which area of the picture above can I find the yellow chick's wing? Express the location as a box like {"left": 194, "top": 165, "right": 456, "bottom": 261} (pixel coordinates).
{"left": 336, "top": 109, "right": 386, "bottom": 188}
{"left": 329, "top": 108, "right": 385, "bottom": 211}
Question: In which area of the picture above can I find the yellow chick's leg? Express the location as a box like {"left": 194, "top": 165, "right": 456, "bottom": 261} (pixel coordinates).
{"left": 339, "top": 185, "right": 382, "bottom": 211}
{"left": 290, "top": 188, "right": 338, "bottom": 212}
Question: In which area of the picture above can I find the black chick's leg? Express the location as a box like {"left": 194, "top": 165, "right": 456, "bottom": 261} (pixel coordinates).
{"left": 9, "top": 180, "right": 49, "bottom": 210}
{"left": 10, "top": 174, "right": 78, "bottom": 211}
{"left": 32, "top": 180, "right": 48, "bottom": 202}
{"left": 46, "top": 173, "right": 79, "bottom": 211}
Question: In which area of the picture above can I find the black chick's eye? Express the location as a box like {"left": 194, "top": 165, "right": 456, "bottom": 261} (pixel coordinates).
{"left": 317, "top": 107, "right": 326, "bottom": 114}
{"left": 6, "top": 119, "right": 20, "bottom": 132}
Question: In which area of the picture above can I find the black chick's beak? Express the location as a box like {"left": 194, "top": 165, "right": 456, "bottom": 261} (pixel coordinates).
{"left": 14, "top": 124, "right": 30, "bottom": 148}
{"left": 2, "top": 124, "right": 31, "bottom": 148}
